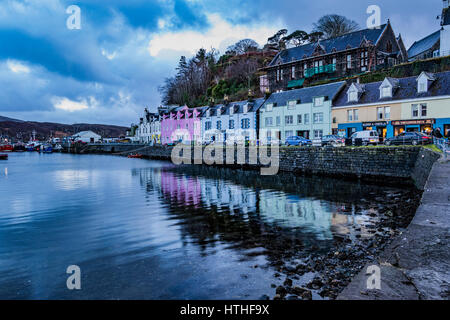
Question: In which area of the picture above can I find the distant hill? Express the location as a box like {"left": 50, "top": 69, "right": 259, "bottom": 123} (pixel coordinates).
{"left": 0, "top": 120, "right": 128, "bottom": 141}
{"left": 0, "top": 115, "right": 23, "bottom": 122}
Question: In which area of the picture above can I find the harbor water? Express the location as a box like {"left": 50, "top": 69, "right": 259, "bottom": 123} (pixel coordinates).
{"left": 0, "top": 153, "right": 418, "bottom": 299}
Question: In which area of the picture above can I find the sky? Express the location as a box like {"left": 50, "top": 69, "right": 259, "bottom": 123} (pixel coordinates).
{"left": 0, "top": 0, "right": 444, "bottom": 126}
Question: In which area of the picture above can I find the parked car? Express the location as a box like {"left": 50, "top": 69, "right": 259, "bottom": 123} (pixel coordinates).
{"left": 285, "top": 136, "right": 312, "bottom": 146}
{"left": 351, "top": 130, "right": 379, "bottom": 146}
{"left": 384, "top": 132, "right": 433, "bottom": 146}
{"left": 321, "top": 135, "right": 345, "bottom": 147}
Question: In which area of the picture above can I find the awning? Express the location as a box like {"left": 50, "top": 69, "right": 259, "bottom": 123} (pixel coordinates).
{"left": 287, "top": 78, "right": 305, "bottom": 88}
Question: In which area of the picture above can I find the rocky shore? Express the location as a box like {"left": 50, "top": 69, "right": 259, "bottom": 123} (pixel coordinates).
{"left": 262, "top": 189, "right": 423, "bottom": 300}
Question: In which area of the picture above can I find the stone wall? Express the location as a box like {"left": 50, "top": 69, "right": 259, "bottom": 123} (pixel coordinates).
{"left": 78, "top": 144, "right": 441, "bottom": 189}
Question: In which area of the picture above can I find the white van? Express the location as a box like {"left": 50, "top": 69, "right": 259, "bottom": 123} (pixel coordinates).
{"left": 351, "top": 130, "right": 379, "bottom": 146}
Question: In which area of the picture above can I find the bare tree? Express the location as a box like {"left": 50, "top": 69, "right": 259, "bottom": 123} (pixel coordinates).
{"left": 312, "top": 15, "right": 359, "bottom": 39}
{"left": 227, "top": 39, "right": 259, "bottom": 55}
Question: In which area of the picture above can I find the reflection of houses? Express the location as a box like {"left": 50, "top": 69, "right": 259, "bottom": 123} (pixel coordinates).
{"left": 160, "top": 171, "right": 201, "bottom": 208}
{"left": 262, "top": 21, "right": 407, "bottom": 92}
{"left": 408, "top": 1, "right": 450, "bottom": 60}
{"left": 259, "top": 81, "right": 345, "bottom": 142}
{"left": 201, "top": 98, "right": 265, "bottom": 145}
{"left": 332, "top": 71, "right": 450, "bottom": 138}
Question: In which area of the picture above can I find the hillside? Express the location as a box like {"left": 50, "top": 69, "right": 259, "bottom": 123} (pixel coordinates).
{"left": 0, "top": 115, "right": 23, "bottom": 122}
{"left": 0, "top": 120, "right": 128, "bottom": 141}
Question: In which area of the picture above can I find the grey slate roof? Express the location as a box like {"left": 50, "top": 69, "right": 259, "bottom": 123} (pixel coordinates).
{"left": 269, "top": 25, "right": 387, "bottom": 67}
{"left": 407, "top": 30, "right": 440, "bottom": 58}
{"left": 199, "top": 98, "right": 266, "bottom": 118}
{"left": 333, "top": 71, "right": 450, "bottom": 107}
{"left": 263, "top": 81, "right": 346, "bottom": 107}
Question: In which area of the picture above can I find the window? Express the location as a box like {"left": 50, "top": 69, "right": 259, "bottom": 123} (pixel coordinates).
{"left": 313, "top": 113, "right": 323, "bottom": 124}
{"left": 433, "top": 50, "right": 440, "bottom": 57}
{"left": 217, "top": 121, "right": 222, "bottom": 130}
{"left": 303, "top": 63, "right": 307, "bottom": 76}
{"left": 287, "top": 101, "right": 296, "bottom": 109}
{"left": 314, "top": 130, "right": 323, "bottom": 139}
{"left": 347, "top": 55, "right": 352, "bottom": 69}
{"left": 381, "top": 86, "right": 392, "bottom": 98}
{"left": 314, "top": 97, "right": 324, "bottom": 106}
{"left": 277, "top": 68, "right": 280, "bottom": 82}
{"left": 280, "top": 69, "right": 284, "bottom": 81}
{"left": 361, "top": 51, "right": 368, "bottom": 67}
{"left": 292, "top": 66, "right": 296, "bottom": 79}
{"left": 243, "top": 104, "right": 248, "bottom": 113}
{"left": 412, "top": 104, "right": 419, "bottom": 118}
{"left": 229, "top": 120, "right": 235, "bottom": 129}
{"left": 205, "top": 121, "right": 212, "bottom": 130}
{"left": 377, "top": 107, "right": 384, "bottom": 120}
{"left": 285, "top": 115, "right": 294, "bottom": 125}
{"left": 266, "top": 104, "right": 273, "bottom": 112}
{"left": 297, "top": 114, "right": 302, "bottom": 124}
{"left": 353, "top": 109, "right": 359, "bottom": 121}
{"left": 265, "top": 117, "right": 273, "bottom": 127}
{"left": 421, "top": 104, "right": 427, "bottom": 117}
{"left": 276, "top": 116, "right": 281, "bottom": 126}
{"left": 230, "top": 107, "right": 234, "bottom": 115}
{"left": 347, "top": 110, "right": 353, "bottom": 121}
{"left": 418, "top": 81, "right": 427, "bottom": 93}
{"left": 206, "top": 110, "right": 211, "bottom": 117}
{"left": 241, "top": 118, "right": 250, "bottom": 129}
{"left": 304, "top": 114, "right": 310, "bottom": 124}
{"left": 384, "top": 107, "right": 391, "bottom": 119}
{"left": 348, "top": 90, "right": 358, "bottom": 102}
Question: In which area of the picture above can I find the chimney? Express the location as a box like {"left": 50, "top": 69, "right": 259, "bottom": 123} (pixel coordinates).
{"left": 444, "top": 0, "right": 449, "bottom": 9}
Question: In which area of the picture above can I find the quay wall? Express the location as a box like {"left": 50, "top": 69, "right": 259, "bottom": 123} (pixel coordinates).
{"left": 75, "top": 144, "right": 441, "bottom": 190}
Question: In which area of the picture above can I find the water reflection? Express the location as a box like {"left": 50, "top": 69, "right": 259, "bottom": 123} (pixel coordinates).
{"left": 0, "top": 153, "right": 412, "bottom": 299}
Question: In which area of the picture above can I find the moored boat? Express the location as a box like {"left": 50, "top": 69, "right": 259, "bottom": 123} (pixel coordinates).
{"left": 13, "top": 143, "right": 26, "bottom": 152}
{"left": 127, "top": 153, "right": 143, "bottom": 159}
{"left": 0, "top": 154, "right": 8, "bottom": 160}
{"left": 42, "top": 144, "right": 53, "bottom": 153}
{"left": 0, "top": 144, "right": 14, "bottom": 152}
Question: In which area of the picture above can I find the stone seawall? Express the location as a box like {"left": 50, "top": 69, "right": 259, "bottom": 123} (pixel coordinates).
{"left": 79, "top": 144, "right": 441, "bottom": 190}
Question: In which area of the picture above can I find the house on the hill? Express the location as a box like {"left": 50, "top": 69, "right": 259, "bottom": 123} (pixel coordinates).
{"left": 261, "top": 20, "right": 407, "bottom": 93}
{"left": 408, "top": 1, "right": 450, "bottom": 61}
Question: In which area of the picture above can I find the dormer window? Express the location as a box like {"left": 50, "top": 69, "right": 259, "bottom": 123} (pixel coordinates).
{"left": 416, "top": 71, "right": 435, "bottom": 93}
{"left": 266, "top": 103, "right": 273, "bottom": 112}
{"left": 348, "top": 90, "right": 358, "bottom": 102}
{"left": 206, "top": 110, "right": 210, "bottom": 117}
{"left": 243, "top": 104, "right": 248, "bottom": 113}
{"left": 313, "top": 97, "right": 325, "bottom": 106}
{"left": 287, "top": 101, "right": 296, "bottom": 109}
{"left": 381, "top": 86, "right": 392, "bottom": 98}
{"left": 230, "top": 106, "right": 235, "bottom": 115}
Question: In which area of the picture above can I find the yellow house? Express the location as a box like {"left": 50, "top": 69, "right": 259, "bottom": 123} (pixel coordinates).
{"left": 332, "top": 71, "right": 450, "bottom": 138}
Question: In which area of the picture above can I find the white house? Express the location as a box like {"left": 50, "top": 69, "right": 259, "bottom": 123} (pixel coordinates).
{"left": 136, "top": 108, "right": 161, "bottom": 144}
{"left": 72, "top": 131, "right": 102, "bottom": 143}
{"left": 201, "top": 98, "right": 266, "bottom": 145}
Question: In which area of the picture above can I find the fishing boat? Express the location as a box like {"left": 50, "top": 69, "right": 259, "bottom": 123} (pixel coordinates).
{"left": 25, "top": 142, "right": 41, "bottom": 151}
{"left": 0, "top": 144, "right": 14, "bottom": 152}
{"left": 0, "top": 154, "right": 8, "bottom": 160}
{"left": 53, "top": 144, "right": 63, "bottom": 152}
{"left": 42, "top": 144, "right": 53, "bottom": 153}
{"left": 13, "top": 143, "right": 26, "bottom": 152}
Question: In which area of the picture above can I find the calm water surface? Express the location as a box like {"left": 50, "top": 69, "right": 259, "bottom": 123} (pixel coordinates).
{"left": 0, "top": 153, "right": 406, "bottom": 299}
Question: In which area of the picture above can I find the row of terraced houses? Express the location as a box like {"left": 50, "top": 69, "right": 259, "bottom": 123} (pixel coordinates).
{"left": 135, "top": 3, "right": 450, "bottom": 145}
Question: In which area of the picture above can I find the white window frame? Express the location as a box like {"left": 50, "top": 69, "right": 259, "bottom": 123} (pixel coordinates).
{"left": 314, "top": 97, "right": 325, "bottom": 107}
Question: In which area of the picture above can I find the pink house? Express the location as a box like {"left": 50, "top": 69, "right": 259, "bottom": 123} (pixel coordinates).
{"left": 161, "top": 106, "right": 202, "bottom": 145}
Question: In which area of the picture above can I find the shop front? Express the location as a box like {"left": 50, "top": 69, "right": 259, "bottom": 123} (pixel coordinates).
{"left": 391, "top": 119, "right": 435, "bottom": 136}
{"left": 363, "top": 121, "right": 388, "bottom": 140}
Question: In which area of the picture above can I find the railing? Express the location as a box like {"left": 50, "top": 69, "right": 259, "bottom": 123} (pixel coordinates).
{"left": 304, "top": 64, "right": 336, "bottom": 78}
{"left": 435, "top": 138, "right": 449, "bottom": 160}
